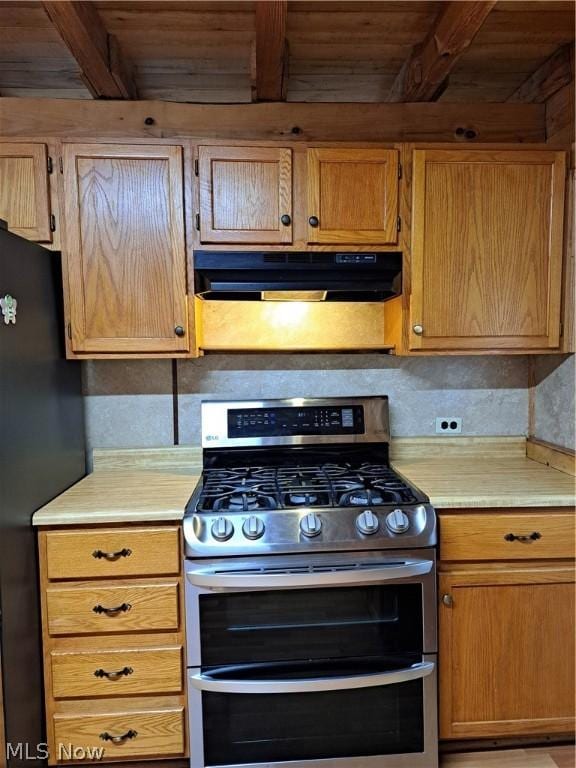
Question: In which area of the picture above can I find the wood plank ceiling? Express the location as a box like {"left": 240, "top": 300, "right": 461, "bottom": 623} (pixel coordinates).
{"left": 0, "top": 0, "right": 573, "bottom": 104}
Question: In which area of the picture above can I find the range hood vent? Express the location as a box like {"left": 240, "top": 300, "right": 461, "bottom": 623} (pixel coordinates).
{"left": 262, "top": 253, "right": 336, "bottom": 265}
{"left": 194, "top": 250, "right": 402, "bottom": 302}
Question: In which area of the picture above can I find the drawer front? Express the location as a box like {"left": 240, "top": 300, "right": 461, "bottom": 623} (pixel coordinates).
{"left": 51, "top": 647, "right": 183, "bottom": 699}
{"left": 45, "top": 528, "right": 180, "bottom": 580}
{"left": 53, "top": 708, "right": 185, "bottom": 761}
{"left": 440, "top": 512, "right": 576, "bottom": 561}
{"left": 46, "top": 583, "right": 179, "bottom": 636}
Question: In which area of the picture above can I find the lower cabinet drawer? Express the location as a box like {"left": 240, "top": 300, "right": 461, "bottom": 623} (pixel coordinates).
{"left": 53, "top": 708, "right": 185, "bottom": 761}
{"left": 46, "top": 583, "right": 180, "bottom": 636}
{"left": 51, "top": 647, "right": 184, "bottom": 699}
{"left": 45, "top": 527, "right": 180, "bottom": 581}
{"left": 440, "top": 512, "right": 576, "bottom": 561}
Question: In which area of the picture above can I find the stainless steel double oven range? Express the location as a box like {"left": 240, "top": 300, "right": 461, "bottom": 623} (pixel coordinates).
{"left": 183, "top": 397, "right": 438, "bottom": 768}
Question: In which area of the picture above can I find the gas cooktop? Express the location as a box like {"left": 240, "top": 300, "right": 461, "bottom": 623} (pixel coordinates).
{"left": 184, "top": 398, "right": 437, "bottom": 558}
{"left": 195, "top": 459, "right": 420, "bottom": 513}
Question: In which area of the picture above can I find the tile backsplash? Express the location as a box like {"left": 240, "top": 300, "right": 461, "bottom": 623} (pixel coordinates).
{"left": 533, "top": 354, "right": 575, "bottom": 451}
{"left": 83, "top": 354, "right": 534, "bottom": 451}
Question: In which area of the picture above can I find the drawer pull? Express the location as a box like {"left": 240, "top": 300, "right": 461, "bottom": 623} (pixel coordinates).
{"left": 99, "top": 729, "right": 138, "bottom": 745}
{"left": 504, "top": 532, "right": 542, "bottom": 543}
{"left": 92, "top": 548, "right": 132, "bottom": 561}
{"left": 94, "top": 666, "right": 134, "bottom": 680}
{"left": 92, "top": 602, "right": 132, "bottom": 616}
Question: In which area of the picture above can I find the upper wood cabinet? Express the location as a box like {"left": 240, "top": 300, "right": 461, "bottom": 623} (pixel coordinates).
{"left": 307, "top": 148, "right": 399, "bottom": 245}
{"left": 0, "top": 143, "right": 52, "bottom": 242}
{"left": 439, "top": 564, "right": 575, "bottom": 739}
{"left": 410, "top": 149, "right": 566, "bottom": 351}
{"left": 62, "top": 144, "right": 188, "bottom": 354}
{"left": 198, "top": 146, "right": 293, "bottom": 244}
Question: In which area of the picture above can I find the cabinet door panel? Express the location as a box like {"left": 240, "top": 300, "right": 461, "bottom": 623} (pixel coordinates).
{"left": 307, "top": 148, "right": 399, "bottom": 244}
{"left": 63, "top": 144, "right": 188, "bottom": 353}
{"left": 411, "top": 150, "right": 565, "bottom": 350}
{"left": 0, "top": 143, "right": 52, "bottom": 242}
{"left": 199, "top": 146, "right": 292, "bottom": 243}
{"left": 439, "top": 566, "right": 576, "bottom": 739}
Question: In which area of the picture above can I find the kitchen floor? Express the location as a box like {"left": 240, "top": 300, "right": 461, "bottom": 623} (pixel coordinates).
{"left": 443, "top": 746, "right": 575, "bottom": 767}
{"left": 126, "top": 747, "right": 576, "bottom": 768}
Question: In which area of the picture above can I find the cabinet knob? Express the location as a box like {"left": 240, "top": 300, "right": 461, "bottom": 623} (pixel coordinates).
{"left": 442, "top": 594, "right": 453, "bottom": 607}
{"left": 413, "top": 324, "right": 424, "bottom": 335}
{"left": 308, "top": 216, "right": 319, "bottom": 227}
{"left": 174, "top": 325, "right": 185, "bottom": 337}
{"left": 280, "top": 214, "right": 291, "bottom": 226}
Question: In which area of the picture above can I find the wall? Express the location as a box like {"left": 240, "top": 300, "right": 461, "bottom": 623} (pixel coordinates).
{"left": 532, "top": 354, "right": 575, "bottom": 451}
{"left": 83, "top": 355, "right": 531, "bottom": 452}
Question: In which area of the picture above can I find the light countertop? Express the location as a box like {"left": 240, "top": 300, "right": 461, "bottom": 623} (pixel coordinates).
{"left": 393, "top": 457, "right": 575, "bottom": 510}
{"left": 32, "top": 440, "right": 575, "bottom": 527}
{"left": 33, "top": 469, "right": 200, "bottom": 526}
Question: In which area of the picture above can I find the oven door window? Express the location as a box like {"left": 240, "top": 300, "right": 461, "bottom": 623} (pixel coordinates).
{"left": 199, "top": 656, "right": 426, "bottom": 766}
{"left": 199, "top": 584, "right": 422, "bottom": 666}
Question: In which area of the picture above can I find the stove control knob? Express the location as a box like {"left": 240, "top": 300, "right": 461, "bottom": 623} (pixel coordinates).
{"left": 242, "top": 515, "right": 265, "bottom": 540}
{"left": 386, "top": 509, "right": 410, "bottom": 534}
{"left": 211, "top": 516, "right": 234, "bottom": 542}
{"left": 300, "top": 512, "right": 322, "bottom": 538}
{"left": 356, "top": 510, "right": 379, "bottom": 535}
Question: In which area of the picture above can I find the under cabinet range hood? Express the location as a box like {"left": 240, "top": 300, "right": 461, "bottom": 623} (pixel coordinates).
{"left": 193, "top": 251, "right": 403, "bottom": 352}
{"left": 194, "top": 251, "right": 402, "bottom": 301}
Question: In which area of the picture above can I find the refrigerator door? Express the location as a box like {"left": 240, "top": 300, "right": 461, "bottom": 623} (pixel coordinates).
{"left": 0, "top": 226, "right": 86, "bottom": 766}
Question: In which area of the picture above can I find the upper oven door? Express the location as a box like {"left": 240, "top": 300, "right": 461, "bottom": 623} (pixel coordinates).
{"left": 185, "top": 549, "right": 436, "bottom": 667}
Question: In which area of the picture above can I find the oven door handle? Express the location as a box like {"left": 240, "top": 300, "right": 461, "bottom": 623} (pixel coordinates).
{"left": 189, "top": 661, "right": 435, "bottom": 694}
{"left": 186, "top": 559, "right": 433, "bottom": 590}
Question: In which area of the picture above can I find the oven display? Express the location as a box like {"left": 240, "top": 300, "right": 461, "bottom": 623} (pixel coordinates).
{"left": 227, "top": 405, "right": 365, "bottom": 438}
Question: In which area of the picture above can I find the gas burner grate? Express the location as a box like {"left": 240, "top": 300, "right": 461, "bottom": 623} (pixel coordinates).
{"left": 199, "top": 489, "right": 278, "bottom": 513}
{"left": 196, "top": 460, "right": 418, "bottom": 511}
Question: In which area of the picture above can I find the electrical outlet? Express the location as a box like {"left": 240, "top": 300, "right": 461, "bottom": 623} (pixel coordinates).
{"left": 435, "top": 417, "right": 462, "bottom": 434}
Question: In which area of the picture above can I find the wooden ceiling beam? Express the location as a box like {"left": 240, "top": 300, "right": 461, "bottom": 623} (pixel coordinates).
{"left": 546, "top": 81, "right": 575, "bottom": 145}
{"left": 508, "top": 43, "right": 574, "bottom": 104}
{"left": 252, "top": 0, "right": 288, "bottom": 102}
{"left": 42, "top": 1, "right": 136, "bottom": 99}
{"left": 388, "top": 1, "right": 496, "bottom": 103}
{"left": 0, "top": 99, "right": 545, "bottom": 144}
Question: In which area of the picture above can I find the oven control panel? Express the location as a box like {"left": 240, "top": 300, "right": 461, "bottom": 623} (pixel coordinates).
{"left": 206, "top": 509, "right": 410, "bottom": 543}
{"left": 184, "top": 504, "right": 436, "bottom": 557}
{"left": 227, "top": 405, "right": 365, "bottom": 438}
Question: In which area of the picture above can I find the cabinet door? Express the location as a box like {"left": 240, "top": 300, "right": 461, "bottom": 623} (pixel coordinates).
{"left": 0, "top": 143, "right": 52, "bottom": 242}
{"left": 62, "top": 144, "right": 188, "bottom": 354}
{"left": 307, "top": 148, "right": 399, "bottom": 244}
{"left": 198, "top": 146, "right": 292, "bottom": 244}
{"left": 411, "top": 149, "right": 566, "bottom": 351}
{"left": 439, "top": 565, "right": 575, "bottom": 739}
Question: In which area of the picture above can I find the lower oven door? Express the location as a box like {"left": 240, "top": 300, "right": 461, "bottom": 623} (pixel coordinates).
{"left": 188, "top": 654, "right": 437, "bottom": 768}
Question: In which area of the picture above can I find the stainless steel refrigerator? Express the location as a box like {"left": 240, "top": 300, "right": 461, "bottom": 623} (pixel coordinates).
{"left": 0, "top": 223, "right": 86, "bottom": 766}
